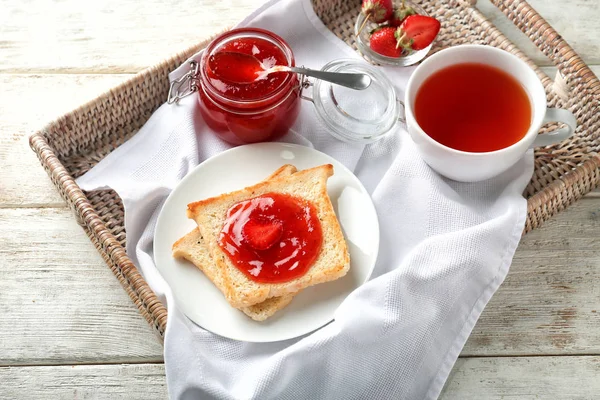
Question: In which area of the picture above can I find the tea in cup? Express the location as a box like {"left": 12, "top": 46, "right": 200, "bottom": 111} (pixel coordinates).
{"left": 404, "top": 45, "right": 576, "bottom": 182}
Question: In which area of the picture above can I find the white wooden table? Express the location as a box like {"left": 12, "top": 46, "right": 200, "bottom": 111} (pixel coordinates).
{"left": 1, "top": 0, "right": 599, "bottom": 398}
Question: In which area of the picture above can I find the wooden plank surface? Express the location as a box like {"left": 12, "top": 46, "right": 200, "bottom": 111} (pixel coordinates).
{"left": 0, "top": 0, "right": 598, "bottom": 73}
{"left": 1, "top": 357, "right": 599, "bottom": 400}
{"left": 464, "top": 197, "right": 600, "bottom": 356}
{"left": 0, "top": 208, "right": 164, "bottom": 365}
{"left": 0, "top": 364, "right": 168, "bottom": 399}
{"left": 0, "top": 0, "right": 260, "bottom": 73}
{"left": 440, "top": 356, "right": 600, "bottom": 399}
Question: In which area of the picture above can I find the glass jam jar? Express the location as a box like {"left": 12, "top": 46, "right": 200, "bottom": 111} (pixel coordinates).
{"left": 198, "top": 28, "right": 301, "bottom": 145}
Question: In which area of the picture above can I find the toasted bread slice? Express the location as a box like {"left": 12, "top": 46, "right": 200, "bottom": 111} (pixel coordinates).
{"left": 172, "top": 228, "right": 295, "bottom": 321}
{"left": 172, "top": 164, "right": 298, "bottom": 321}
{"left": 187, "top": 164, "right": 350, "bottom": 308}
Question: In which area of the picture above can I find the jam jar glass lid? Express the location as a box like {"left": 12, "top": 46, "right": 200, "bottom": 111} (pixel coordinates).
{"left": 311, "top": 59, "right": 400, "bottom": 143}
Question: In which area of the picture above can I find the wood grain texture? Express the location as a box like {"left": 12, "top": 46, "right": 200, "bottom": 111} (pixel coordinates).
{"left": 0, "top": 364, "right": 167, "bottom": 399}
{"left": 440, "top": 356, "right": 600, "bottom": 399}
{"left": 0, "top": 0, "right": 598, "bottom": 73}
{"left": 0, "top": 208, "right": 163, "bottom": 365}
{"left": 463, "top": 196, "right": 600, "bottom": 356}
{"left": 0, "top": 0, "right": 260, "bottom": 73}
{"left": 0, "top": 74, "right": 132, "bottom": 208}
{"left": 1, "top": 357, "right": 599, "bottom": 399}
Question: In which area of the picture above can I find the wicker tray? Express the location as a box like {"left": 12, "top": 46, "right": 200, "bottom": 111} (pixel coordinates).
{"left": 29, "top": 0, "right": 600, "bottom": 339}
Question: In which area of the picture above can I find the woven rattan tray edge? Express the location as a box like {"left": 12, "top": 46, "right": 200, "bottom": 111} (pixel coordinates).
{"left": 29, "top": 0, "right": 600, "bottom": 339}
{"left": 484, "top": 0, "right": 600, "bottom": 231}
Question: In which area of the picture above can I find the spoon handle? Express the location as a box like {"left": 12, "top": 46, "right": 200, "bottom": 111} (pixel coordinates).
{"left": 289, "top": 66, "right": 371, "bottom": 90}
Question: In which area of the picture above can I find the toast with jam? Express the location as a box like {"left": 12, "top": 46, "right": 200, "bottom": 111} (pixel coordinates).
{"left": 172, "top": 165, "right": 298, "bottom": 321}
{"left": 186, "top": 164, "right": 350, "bottom": 310}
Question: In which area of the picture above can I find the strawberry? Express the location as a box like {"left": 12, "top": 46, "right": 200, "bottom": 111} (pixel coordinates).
{"left": 389, "top": 6, "right": 416, "bottom": 27}
{"left": 358, "top": 0, "right": 393, "bottom": 34}
{"left": 242, "top": 217, "right": 283, "bottom": 251}
{"left": 369, "top": 27, "right": 403, "bottom": 58}
{"left": 397, "top": 15, "right": 441, "bottom": 51}
{"left": 361, "top": 0, "right": 393, "bottom": 23}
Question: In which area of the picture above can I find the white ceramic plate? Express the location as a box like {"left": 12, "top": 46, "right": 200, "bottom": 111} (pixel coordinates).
{"left": 154, "top": 143, "right": 379, "bottom": 342}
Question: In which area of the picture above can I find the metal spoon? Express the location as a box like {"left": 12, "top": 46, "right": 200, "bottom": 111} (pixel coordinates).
{"left": 209, "top": 52, "right": 372, "bottom": 90}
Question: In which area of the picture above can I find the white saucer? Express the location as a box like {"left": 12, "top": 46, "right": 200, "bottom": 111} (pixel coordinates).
{"left": 154, "top": 143, "right": 379, "bottom": 342}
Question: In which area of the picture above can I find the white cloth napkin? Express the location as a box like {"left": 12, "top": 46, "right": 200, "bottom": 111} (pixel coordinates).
{"left": 76, "top": 0, "right": 534, "bottom": 398}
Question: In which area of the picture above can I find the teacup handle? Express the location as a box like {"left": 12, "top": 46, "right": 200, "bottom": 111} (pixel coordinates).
{"left": 532, "top": 108, "right": 577, "bottom": 147}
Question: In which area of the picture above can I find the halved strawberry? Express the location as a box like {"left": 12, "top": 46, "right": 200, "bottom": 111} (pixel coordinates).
{"left": 242, "top": 218, "right": 283, "bottom": 251}
{"left": 397, "top": 15, "right": 441, "bottom": 51}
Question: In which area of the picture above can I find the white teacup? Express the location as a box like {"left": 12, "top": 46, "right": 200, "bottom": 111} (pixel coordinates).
{"left": 404, "top": 45, "right": 576, "bottom": 182}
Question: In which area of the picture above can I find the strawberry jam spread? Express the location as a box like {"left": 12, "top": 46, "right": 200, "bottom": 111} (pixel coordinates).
{"left": 218, "top": 193, "right": 323, "bottom": 284}
{"left": 206, "top": 38, "right": 289, "bottom": 100}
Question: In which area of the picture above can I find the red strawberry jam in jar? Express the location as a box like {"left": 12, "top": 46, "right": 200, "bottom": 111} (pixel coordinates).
{"left": 198, "top": 28, "right": 301, "bottom": 145}
{"left": 218, "top": 193, "right": 323, "bottom": 284}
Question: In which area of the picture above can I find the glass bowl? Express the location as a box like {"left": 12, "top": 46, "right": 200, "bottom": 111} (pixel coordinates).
{"left": 354, "top": 1, "right": 434, "bottom": 66}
